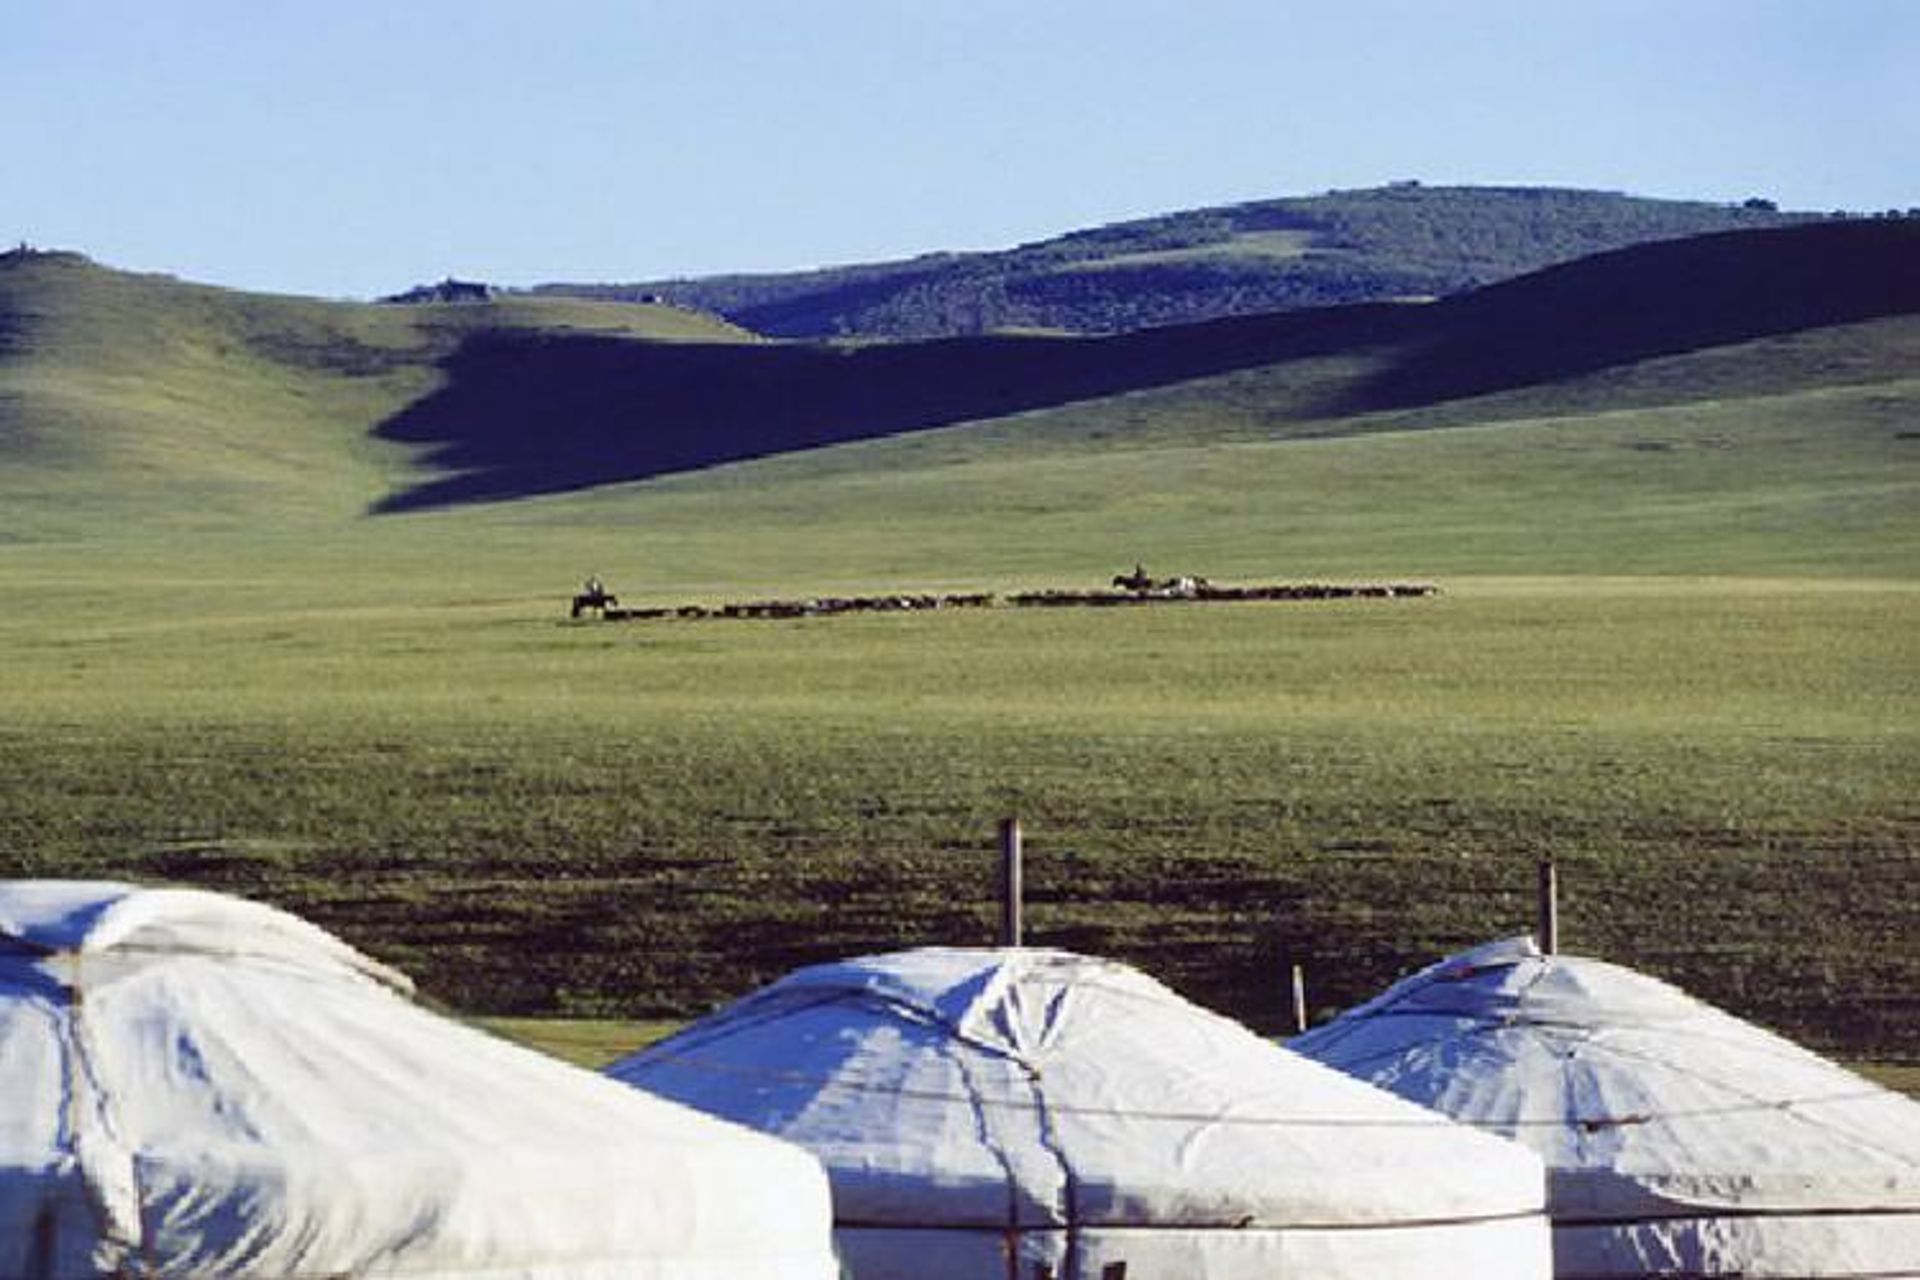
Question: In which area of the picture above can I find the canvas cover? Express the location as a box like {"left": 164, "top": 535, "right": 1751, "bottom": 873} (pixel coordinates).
{"left": 607, "top": 945, "right": 1550, "bottom": 1279}
{"left": 1290, "top": 935, "right": 1920, "bottom": 1278}
{"left": 0, "top": 880, "right": 839, "bottom": 1280}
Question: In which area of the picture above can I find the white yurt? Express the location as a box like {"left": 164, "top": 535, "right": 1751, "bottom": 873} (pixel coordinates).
{"left": 0, "top": 879, "right": 839, "bottom": 1280}
{"left": 606, "top": 945, "right": 1551, "bottom": 1280}
{"left": 1290, "top": 935, "right": 1920, "bottom": 1278}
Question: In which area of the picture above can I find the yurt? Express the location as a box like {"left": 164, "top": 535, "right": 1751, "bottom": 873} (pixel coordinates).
{"left": 0, "top": 879, "right": 839, "bottom": 1279}
{"left": 1290, "top": 935, "right": 1920, "bottom": 1278}
{"left": 607, "top": 945, "right": 1550, "bottom": 1279}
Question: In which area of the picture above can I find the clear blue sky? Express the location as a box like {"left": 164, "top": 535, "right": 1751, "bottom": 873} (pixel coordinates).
{"left": 6, "top": 0, "right": 1915, "bottom": 300}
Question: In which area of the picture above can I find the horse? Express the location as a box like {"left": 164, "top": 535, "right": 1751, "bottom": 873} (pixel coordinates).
{"left": 570, "top": 579, "right": 618, "bottom": 618}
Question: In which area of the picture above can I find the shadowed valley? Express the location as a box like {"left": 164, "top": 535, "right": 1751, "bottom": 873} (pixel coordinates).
{"left": 373, "top": 220, "right": 1920, "bottom": 512}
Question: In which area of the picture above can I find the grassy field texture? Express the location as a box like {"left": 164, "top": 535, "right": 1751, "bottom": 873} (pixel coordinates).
{"left": 474, "top": 1017, "right": 683, "bottom": 1069}
{"left": 3, "top": 565, "right": 1913, "bottom": 1056}
{"left": 2, "top": 230, "right": 1916, "bottom": 1063}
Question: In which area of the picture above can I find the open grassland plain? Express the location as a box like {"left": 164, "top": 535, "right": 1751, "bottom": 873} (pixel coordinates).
{"left": 3, "top": 226, "right": 1916, "bottom": 1066}
{"left": 2, "top": 552, "right": 1913, "bottom": 1060}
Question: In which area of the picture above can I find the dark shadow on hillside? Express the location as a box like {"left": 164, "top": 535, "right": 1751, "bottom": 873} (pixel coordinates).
{"left": 371, "top": 220, "right": 1920, "bottom": 513}
{"left": 1338, "top": 220, "right": 1920, "bottom": 413}
{"left": 369, "top": 305, "right": 1417, "bottom": 512}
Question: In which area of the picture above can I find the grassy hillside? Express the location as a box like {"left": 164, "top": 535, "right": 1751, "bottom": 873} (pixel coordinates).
{"left": 0, "top": 225, "right": 1915, "bottom": 1062}
{"left": 0, "top": 247, "right": 747, "bottom": 538}
{"left": 8, "top": 221, "right": 1911, "bottom": 525}
{"left": 537, "top": 184, "right": 1821, "bottom": 338}
{"left": 379, "top": 219, "right": 1920, "bottom": 510}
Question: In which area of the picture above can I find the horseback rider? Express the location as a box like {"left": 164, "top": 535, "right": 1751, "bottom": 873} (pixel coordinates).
{"left": 571, "top": 575, "right": 618, "bottom": 618}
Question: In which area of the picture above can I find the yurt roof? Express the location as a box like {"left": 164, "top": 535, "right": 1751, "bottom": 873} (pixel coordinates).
{"left": 0, "top": 877, "right": 411, "bottom": 989}
{"left": 0, "top": 880, "right": 837, "bottom": 1280}
{"left": 1289, "top": 935, "right": 1920, "bottom": 1220}
{"left": 609, "top": 945, "right": 1546, "bottom": 1236}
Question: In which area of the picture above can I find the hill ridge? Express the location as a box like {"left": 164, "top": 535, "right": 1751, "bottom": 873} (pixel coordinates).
{"left": 3, "top": 216, "right": 1916, "bottom": 531}
{"left": 533, "top": 184, "right": 1824, "bottom": 339}
{"left": 374, "top": 219, "right": 1920, "bottom": 511}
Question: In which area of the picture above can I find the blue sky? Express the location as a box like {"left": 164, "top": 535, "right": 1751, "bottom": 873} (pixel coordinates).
{"left": 6, "top": 1, "right": 1915, "bottom": 299}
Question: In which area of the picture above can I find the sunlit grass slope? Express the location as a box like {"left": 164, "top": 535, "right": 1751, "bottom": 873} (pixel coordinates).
{"left": 594, "top": 352, "right": 1917, "bottom": 581}
{"left": 0, "top": 248, "right": 747, "bottom": 538}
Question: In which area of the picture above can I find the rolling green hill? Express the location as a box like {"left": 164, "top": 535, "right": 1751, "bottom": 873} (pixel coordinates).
{"left": 536, "top": 184, "right": 1822, "bottom": 338}
{"left": 6, "top": 219, "right": 1912, "bottom": 530}
{"left": 376, "top": 219, "right": 1920, "bottom": 511}
{"left": 0, "top": 246, "right": 748, "bottom": 538}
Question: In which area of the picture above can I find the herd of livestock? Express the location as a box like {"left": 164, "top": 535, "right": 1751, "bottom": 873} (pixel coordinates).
{"left": 569, "top": 574, "right": 1441, "bottom": 622}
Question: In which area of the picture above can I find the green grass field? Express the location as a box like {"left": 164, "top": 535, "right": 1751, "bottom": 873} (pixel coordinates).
{"left": 2, "top": 248, "right": 1915, "bottom": 1064}
{"left": 474, "top": 1016, "right": 685, "bottom": 1068}
{"left": 3, "top": 560, "right": 1912, "bottom": 1055}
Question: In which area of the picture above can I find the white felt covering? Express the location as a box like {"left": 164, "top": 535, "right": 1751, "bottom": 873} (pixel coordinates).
{"left": 1291, "top": 935, "right": 1920, "bottom": 1277}
{"left": 608, "top": 945, "right": 1551, "bottom": 1279}
{"left": 0, "top": 880, "right": 839, "bottom": 1279}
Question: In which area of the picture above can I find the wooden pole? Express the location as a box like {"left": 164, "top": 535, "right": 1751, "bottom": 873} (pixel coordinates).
{"left": 1290, "top": 962, "right": 1309, "bottom": 1034}
{"left": 1537, "top": 858, "right": 1559, "bottom": 955}
{"left": 999, "top": 817, "right": 1023, "bottom": 948}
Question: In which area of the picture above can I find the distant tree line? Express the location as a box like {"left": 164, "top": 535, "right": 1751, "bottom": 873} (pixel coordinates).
{"left": 379, "top": 277, "right": 496, "bottom": 305}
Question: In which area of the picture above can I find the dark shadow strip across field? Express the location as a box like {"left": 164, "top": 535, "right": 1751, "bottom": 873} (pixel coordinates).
{"left": 368, "top": 304, "right": 1414, "bottom": 512}
{"left": 1337, "top": 220, "right": 1920, "bottom": 414}
{"left": 370, "top": 220, "right": 1920, "bottom": 512}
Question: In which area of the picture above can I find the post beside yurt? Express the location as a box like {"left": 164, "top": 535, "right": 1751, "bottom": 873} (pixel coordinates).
{"left": 0, "top": 880, "right": 840, "bottom": 1280}
{"left": 1290, "top": 935, "right": 1920, "bottom": 1278}
{"left": 607, "top": 945, "right": 1553, "bottom": 1280}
